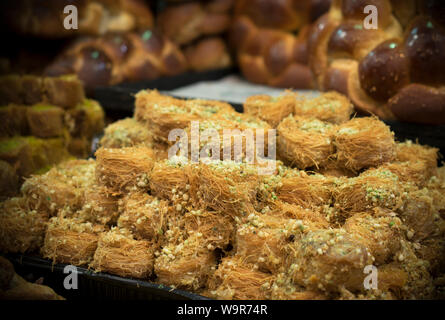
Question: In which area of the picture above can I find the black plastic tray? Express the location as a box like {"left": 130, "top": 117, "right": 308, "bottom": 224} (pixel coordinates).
{"left": 93, "top": 67, "right": 238, "bottom": 115}
{"left": 6, "top": 254, "right": 209, "bottom": 300}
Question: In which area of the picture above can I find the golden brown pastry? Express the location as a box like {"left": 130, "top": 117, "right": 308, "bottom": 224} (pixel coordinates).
{"left": 0, "top": 75, "right": 85, "bottom": 109}
{"left": 99, "top": 118, "right": 153, "bottom": 149}
{"left": 134, "top": 89, "right": 235, "bottom": 143}
{"left": 286, "top": 229, "right": 373, "bottom": 293}
{"left": 95, "top": 146, "right": 155, "bottom": 194}
{"left": 333, "top": 117, "right": 396, "bottom": 172}
{"left": 0, "top": 197, "right": 48, "bottom": 254}
{"left": 277, "top": 116, "right": 335, "bottom": 169}
{"left": 41, "top": 216, "right": 104, "bottom": 266}
{"left": 91, "top": 228, "right": 156, "bottom": 279}
{"left": 243, "top": 92, "right": 296, "bottom": 127}
{"left": 233, "top": 0, "right": 332, "bottom": 31}
{"left": 0, "top": 75, "right": 103, "bottom": 193}
{"left": 207, "top": 256, "right": 274, "bottom": 300}
{"left": 155, "top": 234, "right": 217, "bottom": 291}
{"left": 117, "top": 193, "right": 170, "bottom": 241}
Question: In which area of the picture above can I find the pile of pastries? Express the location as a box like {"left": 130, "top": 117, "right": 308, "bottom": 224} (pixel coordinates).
{"left": 1, "top": 90, "right": 444, "bottom": 300}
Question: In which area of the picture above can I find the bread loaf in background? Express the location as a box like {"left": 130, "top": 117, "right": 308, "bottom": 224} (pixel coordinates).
{"left": 157, "top": 0, "right": 234, "bottom": 72}
{"left": 308, "top": 0, "right": 445, "bottom": 124}
{"left": 44, "top": 30, "right": 188, "bottom": 90}
{"left": 184, "top": 37, "right": 232, "bottom": 72}
{"left": 1, "top": 0, "right": 154, "bottom": 38}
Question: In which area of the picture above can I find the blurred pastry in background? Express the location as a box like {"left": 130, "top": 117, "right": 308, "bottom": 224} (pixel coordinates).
{"left": 308, "top": 0, "right": 445, "bottom": 124}
{"left": 0, "top": 75, "right": 104, "bottom": 198}
{"left": 44, "top": 30, "right": 188, "bottom": 91}
{"left": 157, "top": 0, "right": 233, "bottom": 45}
{"left": 184, "top": 37, "right": 232, "bottom": 72}
{"left": 0, "top": 256, "right": 64, "bottom": 300}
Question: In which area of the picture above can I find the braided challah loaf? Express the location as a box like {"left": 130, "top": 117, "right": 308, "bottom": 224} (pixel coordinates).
{"left": 230, "top": 0, "right": 331, "bottom": 89}
{"left": 234, "top": 0, "right": 332, "bottom": 31}
{"left": 157, "top": 0, "right": 234, "bottom": 45}
{"left": 309, "top": 0, "right": 445, "bottom": 124}
{"left": 1, "top": 0, "right": 154, "bottom": 38}
{"left": 184, "top": 37, "right": 232, "bottom": 72}
{"left": 44, "top": 30, "right": 187, "bottom": 90}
